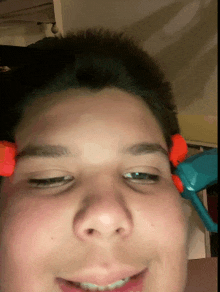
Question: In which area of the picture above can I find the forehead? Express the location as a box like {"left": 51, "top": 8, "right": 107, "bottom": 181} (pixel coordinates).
{"left": 19, "top": 87, "right": 150, "bottom": 121}
{"left": 15, "top": 87, "right": 166, "bottom": 150}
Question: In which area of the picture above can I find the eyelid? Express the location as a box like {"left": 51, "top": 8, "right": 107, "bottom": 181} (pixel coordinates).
{"left": 23, "top": 163, "right": 162, "bottom": 188}
{"left": 28, "top": 176, "right": 74, "bottom": 188}
{"left": 27, "top": 171, "right": 160, "bottom": 189}
{"left": 123, "top": 165, "right": 161, "bottom": 175}
{"left": 123, "top": 172, "right": 160, "bottom": 182}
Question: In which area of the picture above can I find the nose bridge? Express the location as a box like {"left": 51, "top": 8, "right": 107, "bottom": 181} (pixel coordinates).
{"left": 83, "top": 171, "right": 124, "bottom": 206}
{"left": 84, "top": 164, "right": 119, "bottom": 190}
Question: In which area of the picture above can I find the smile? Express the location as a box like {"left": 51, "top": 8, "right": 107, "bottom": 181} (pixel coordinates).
{"left": 57, "top": 268, "right": 148, "bottom": 292}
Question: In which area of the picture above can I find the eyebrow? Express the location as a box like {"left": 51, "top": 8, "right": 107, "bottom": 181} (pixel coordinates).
{"left": 15, "top": 142, "right": 168, "bottom": 161}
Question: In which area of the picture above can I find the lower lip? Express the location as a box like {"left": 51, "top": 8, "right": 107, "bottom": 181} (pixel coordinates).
{"left": 57, "top": 268, "right": 148, "bottom": 292}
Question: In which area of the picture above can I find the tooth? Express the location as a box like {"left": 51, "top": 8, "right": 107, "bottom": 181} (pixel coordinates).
{"left": 79, "top": 277, "right": 130, "bottom": 291}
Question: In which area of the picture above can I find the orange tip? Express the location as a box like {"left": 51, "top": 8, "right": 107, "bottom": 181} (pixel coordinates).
{"left": 0, "top": 141, "right": 17, "bottom": 177}
{"left": 169, "top": 134, "right": 188, "bottom": 167}
{"left": 172, "top": 174, "right": 184, "bottom": 193}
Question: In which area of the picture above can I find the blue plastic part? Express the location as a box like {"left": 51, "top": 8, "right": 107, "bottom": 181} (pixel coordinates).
{"left": 175, "top": 148, "right": 218, "bottom": 233}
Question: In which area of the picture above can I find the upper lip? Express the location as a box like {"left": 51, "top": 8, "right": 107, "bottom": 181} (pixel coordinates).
{"left": 60, "top": 267, "right": 147, "bottom": 286}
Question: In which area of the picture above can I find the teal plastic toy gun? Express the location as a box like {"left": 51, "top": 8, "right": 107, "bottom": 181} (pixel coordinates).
{"left": 175, "top": 148, "right": 218, "bottom": 233}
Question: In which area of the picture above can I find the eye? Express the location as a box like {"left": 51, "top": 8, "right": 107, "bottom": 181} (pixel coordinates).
{"left": 123, "top": 172, "right": 160, "bottom": 184}
{"left": 28, "top": 176, "right": 74, "bottom": 188}
{"left": 27, "top": 172, "right": 159, "bottom": 189}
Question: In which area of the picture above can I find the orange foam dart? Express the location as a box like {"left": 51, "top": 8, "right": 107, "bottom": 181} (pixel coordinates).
{"left": 169, "top": 134, "right": 188, "bottom": 193}
{"left": 0, "top": 141, "right": 17, "bottom": 177}
{"left": 172, "top": 174, "right": 184, "bottom": 193}
{"left": 169, "top": 134, "right": 188, "bottom": 168}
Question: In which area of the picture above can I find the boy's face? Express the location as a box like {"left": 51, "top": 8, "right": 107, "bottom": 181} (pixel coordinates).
{"left": 0, "top": 88, "right": 188, "bottom": 292}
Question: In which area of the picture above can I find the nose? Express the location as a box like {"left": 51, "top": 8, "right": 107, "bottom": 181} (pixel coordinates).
{"left": 73, "top": 189, "right": 133, "bottom": 242}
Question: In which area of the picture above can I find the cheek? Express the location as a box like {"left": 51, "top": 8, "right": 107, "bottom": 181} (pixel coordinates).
{"left": 0, "top": 190, "right": 59, "bottom": 268}
{"left": 136, "top": 182, "right": 188, "bottom": 248}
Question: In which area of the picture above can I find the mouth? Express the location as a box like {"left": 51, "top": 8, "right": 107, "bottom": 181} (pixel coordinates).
{"left": 57, "top": 268, "right": 148, "bottom": 292}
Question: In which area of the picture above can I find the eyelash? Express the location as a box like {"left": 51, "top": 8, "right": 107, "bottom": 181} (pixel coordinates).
{"left": 28, "top": 172, "right": 160, "bottom": 188}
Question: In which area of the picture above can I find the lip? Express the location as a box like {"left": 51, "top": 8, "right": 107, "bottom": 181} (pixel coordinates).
{"left": 57, "top": 268, "right": 148, "bottom": 292}
{"left": 57, "top": 267, "right": 147, "bottom": 286}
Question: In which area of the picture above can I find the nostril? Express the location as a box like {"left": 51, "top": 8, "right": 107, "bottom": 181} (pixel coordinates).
{"left": 87, "top": 229, "right": 94, "bottom": 234}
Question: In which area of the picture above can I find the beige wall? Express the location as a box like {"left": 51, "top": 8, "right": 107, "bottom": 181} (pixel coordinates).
{"left": 0, "top": 23, "right": 55, "bottom": 47}
{"left": 178, "top": 115, "right": 217, "bottom": 145}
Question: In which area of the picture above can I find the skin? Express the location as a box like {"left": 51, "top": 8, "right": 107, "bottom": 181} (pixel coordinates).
{"left": 0, "top": 87, "right": 189, "bottom": 292}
